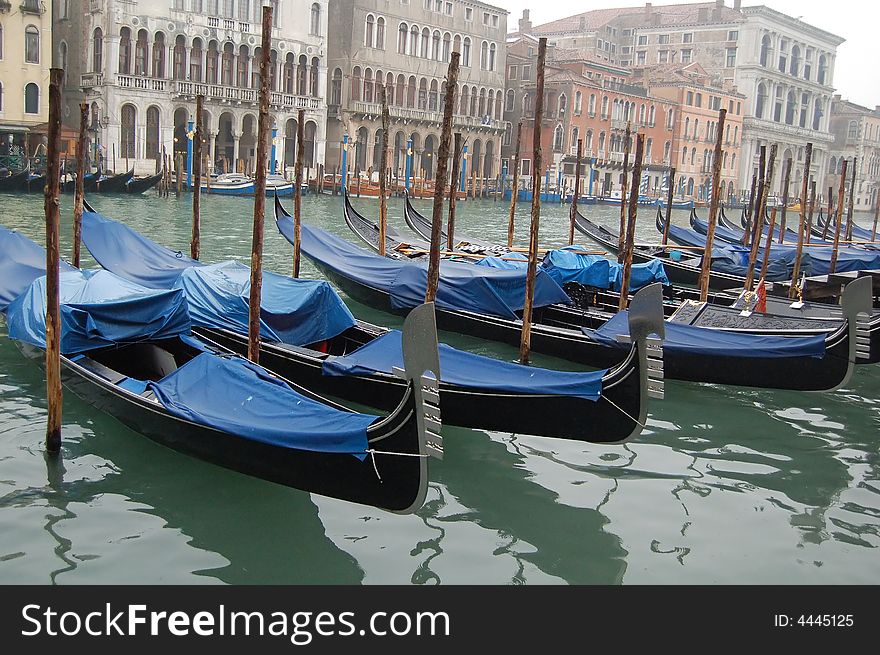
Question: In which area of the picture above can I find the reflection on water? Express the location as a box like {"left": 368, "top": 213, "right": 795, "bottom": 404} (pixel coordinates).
{"left": 0, "top": 192, "right": 878, "bottom": 584}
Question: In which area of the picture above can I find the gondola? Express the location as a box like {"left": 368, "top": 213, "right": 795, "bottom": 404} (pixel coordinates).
{"left": 1, "top": 264, "right": 440, "bottom": 514}
{"left": 73, "top": 208, "right": 659, "bottom": 444}
{"left": 0, "top": 169, "right": 32, "bottom": 192}
{"left": 399, "top": 196, "right": 879, "bottom": 363}
{"left": 402, "top": 190, "right": 509, "bottom": 256}
{"left": 815, "top": 207, "right": 878, "bottom": 243}
{"left": 94, "top": 168, "right": 135, "bottom": 193}
{"left": 279, "top": 197, "right": 870, "bottom": 392}
{"left": 61, "top": 171, "right": 100, "bottom": 193}
{"left": 125, "top": 170, "right": 164, "bottom": 194}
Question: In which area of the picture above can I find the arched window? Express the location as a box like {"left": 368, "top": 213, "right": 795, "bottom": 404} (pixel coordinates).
{"left": 684, "top": 116, "right": 690, "bottom": 138}
{"left": 505, "top": 88, "right": 515, "bottom": 112}
{"left": 396, "top": 74, "right": 405, "bottom": 107}
{"left": 297, "top": 55, "right": 307, "bottom": 95}
{"left": 478, "top": 87, "right": 486, "bottom": 116}
{"left": 558, "top": 93, "right": 566, "bottom": 117}
{"left": 173, "top": 35, "right": 186, "bottom": 80}
{"left": 785, "top": 90, "right": 796, "bottom": 125}
{"left": 398, "top": 23, "right": 408, "bottom": 54}
{"left": 760, "top": 34, "right": 771, "bottom": 67}
{"left": 92, "top": 28, "right": 104, "bottom": 73}
{"left": 847, "top": 119, "right": 859, "bottom": 140}
{"left": 693, "top": 118, "right": 699, "bottom": 139}
{"left": 330, "top": 67, "right": 342, "bottom": 105}
{"left": 553, "top": 125, "right": 564, "bottom": 152}
{"left": 731, "top": 153, "right": 736, "bottom": 172}
{"left": 480, "top": 41, "right": 488, "bottom": 70}
{"left": 152, "top": 32, "right": 166, "bottom": 78}
{"left": 756, "top": 82, "right": 767, "bottom": 118}
{"left": 601, "top": 95, "right": 609, "bottom": 118}
{"left": 135, "top": 30, "right": 149, "bottom": 75}
{"left": 376, "top": 18, "right": 385, "bottom": 50}
{"left": 571, "top": 127, "right": 579, "bottom": 153}
{"left": 24, "top": 83, "right": 39, "bottom": 114}
{"left": 639, "top": 103, "right": 646, "bottom": 124}
{"left": 462, "top": 37, "right": 471, "bottom": 67}
{"left": 817, "top": 55, "right": 827, "bottom": 85}
{"left": 462, "top": 86, "right": 470, "bottom": 115}
{"left": 120, "top": 104, "right": 137, "bottom": 158}
{"left": 663, "top": 140, "right": 671, "bottom": 162}
{"left": 442, "top": 32, "right": 451, "bottom": 62}
{"left": 310, "top": 57, "right": 319, "bottom": 97}
{"left": 407, "top": 76, "right": 416, "bottom": 108}
{"left": 409, "top": 25, "right": 419, "bottom": 57}
{"left": 118, "top": 27, "right": 131, "bottom": 74}
{"left": 418, "top": 78, "right": 427, "bottom": 110}
{"left": 432, "top": 30, "right": 441, "bottom": 60}
{"left": 365, "top": 14, "right": 375, "bottom": 48}
{"left": 310, "top": 3, "right": 321, "bottom": 36}
{"left": 489, "top": 43, "right": 496, "bottom": 71}
{"left": 351, "top": 66, "right": 362, "bottom": 101}
{"left": 790, "top": 45, "right": 800, "bottom": 76}
{"left": 190, "top": 38, "right": 202, "bottom": 82}
{"left": 24, "top": 25, "right": 40, "bottom": 64}
{"left": 421, "top": 27, "right": 430, "bottom": 58}
{"left": 734, "top": 125, "right": 738, "bottom": 142}
{"left": 649, "top": 105, "right": 656, "bottom": 126}
{"left": 429, "top": 79, "right": 439, "bottom": 111}
{"left": 206, "top": 41, "right": 218, "bottom": 84}
{"left": 146, "top": 106, "right": 160, "bottom": 159}
{"left": 598, "top": 131, "right": 606, "bottom": 152}
{"left": 799, "top": 92, "right": 809, "bottom": 128}
{"left": 363, "top": 68, "right": 373, "bottom": 103}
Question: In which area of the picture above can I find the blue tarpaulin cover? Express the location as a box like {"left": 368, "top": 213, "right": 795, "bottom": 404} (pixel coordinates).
{"left": 174, "top": 261, "right": 356, "bottom": 345}
{"left": 542, "top": 247, "right": 670, "bottom": 291}
{"left": 474, "top": 252, "right": 529, "bottom": 270}
{"left": 6, "top": 269, "right": 191, "bottom": 354}
{"left": 0, "top": 225, "right": 76, "bottom": 311}
{"left": 278, "top": 217, "right": 572, "bottom": 320}
{"left": 82, "top": 209, "right": 201, "bottom": 289}
{"left": 584, "top": 310, "right": 826, "bottom": 358}
{"left": 149, "top": 353, "right": 374, "bottom": 455}
{"left": 323, "top": 330, "right": 605, "bottom": 400}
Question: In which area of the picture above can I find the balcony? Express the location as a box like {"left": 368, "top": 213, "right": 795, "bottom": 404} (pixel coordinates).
{"left": 116, "top": 74, "right": 167, "bottom": 92}
{"left": 351, "top": 101, "right": 505, "bottom": 132}
{"left": 81, "top": 72, "right": 104, "bottom": 89}
{"left": 20, "top": 0, "right": 44, "bottom": 14}
{"left": 173, "top": 80, "right": 321, "bottom": 110}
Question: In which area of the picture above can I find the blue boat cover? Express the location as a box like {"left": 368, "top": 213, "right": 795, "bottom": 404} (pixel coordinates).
{"left": 82, "top": 209, "right": 201, "bottom": 289}
{"left": 322, "top": 330, "right": 605, "bottom": 400}
{"left": 7, "top": 269, "right": 191, "bottom": 354}
{"left": 174, "top": 261, "right": 356, "bottom": 345}
{"left": 0, "top": 225, "right": 76, "bottom": 311}
{"left": 585, "top": 310, "right": 826, "bottom": 359}
{"left": 688, "top": 215, "right": 880, "bottom": 275}
{"left": 474, "top": 251, "right": 529, "bottom": 269}
{"left": 149, "top": 353, "right": 373, "bottom": 455}
{"left": 280, "top": 218, "right": 572, "bottom": 320}
{"left": 541, "top": 247, "right": 670, "bottom": 291}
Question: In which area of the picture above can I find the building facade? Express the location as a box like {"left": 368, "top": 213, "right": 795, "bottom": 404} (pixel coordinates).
{"left": 734, "top": 5, "right": 843, "bottom": 201}
{"left": 325, "top": 0, "right": 508, "bottom": 183}
{"left": 1, "top": 0, "right": 52, "bottom": 165}
{"left": 61, "top": 0, "right": 329, "bottom": 176}
{"left": 633, "top": 62, "right": 744, "bottom": 201}
{"left": 826, "top": 97, "right": 880, "bottom": 212}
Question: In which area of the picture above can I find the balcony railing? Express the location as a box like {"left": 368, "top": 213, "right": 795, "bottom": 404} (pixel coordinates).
{"left": 20, "top": 0, "right": 44, "bottom": 14}
{"left": 81, "top": 72, "right": 104, "bottom": 89}
{"left": 352, "top": 101, "right": 505, "bottom": 131}
{"left": 173, "top": 80, "right": 320, "bottom": 110}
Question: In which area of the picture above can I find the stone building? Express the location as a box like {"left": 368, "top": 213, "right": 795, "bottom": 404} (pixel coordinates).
{"left": 57, "top": 0, "right": 329, "bottom": 176}
{"left": 325, "top": 0, "right": 508, "bottom": 183}
{"left": 1, "top": 0, "right": 52, "bottom": 162}
{"left": 826, "top": 97, "right": 880, "bottom": 212}
{"left": 632, "top": 62, "right": 744, "bottom": 201}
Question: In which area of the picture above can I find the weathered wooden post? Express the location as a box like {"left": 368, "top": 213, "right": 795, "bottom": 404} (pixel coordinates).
{"left": 292, "top": 109, "right": 305, "bottom": 277}
{"left": 447, "top": 132, "right": 462, "bottom": 251}
{"left": 759, "top": 205, "right": 778, "bottom": 280}
{"left": 872, "top": 191, "right": 879, "bottom": 242}
{"left": 829, "top": 159, "right": 849, "bottom": 274}
{"left": 569, "top": 138, "right": 582, "bottom": 246}
{"left": 740, "top": 172, "right": 757, "bottom": 246}
{"left": 744, "top": 144, "right": 776, "bottom": 291}
{"left": 72, "top": 102, "right": 89, "bottom": 268}
{"left": 806, "top": 180, "right": 816, "bottom": 245}
{"left": 618, "top": 133, "right": 646, "bottom": 310}
{"left": 698, "top": 108, "right": 726, "bottom": 302}
{"left": 662, "top": 166, "right": 676, "bottom": 245}
{"left": 378, "top": 89, "right": 390, "bottom": 258}
{"left": 425, "top": 51, "right": 459, "bottom": 303}
{"left": 845, "top": 157, "right": 857, "bottom": 242}
{"left": 822, "top": 186, "right": 834, "bottom": 240}
{"left": 789, "top": 142, "right": 812, "bottom": 296}
{"left": 617, "top": 122, "right": 632, "bottom": 263}
{"left": 519, "top": 38, "right": 547, "bottom": 365}
{"left": 176, "top": 151, "right": 183, "bottom": 196}
{"left": 747, "top": 146, "right": 767, "bottom": 249}
{"left": 248, "top": 4, "right": 273, "bottom": 364}
{"left": 45, "top": 68, "right": 64, "bottom": 453}
{"left": 506, "top": 122, "right": 523, "bottom": 249}
{"left": 191, "top": 95, "right": 204, "bottom": 260}
{"left": 777, "top": 157, "right": 792, "bottom": 243}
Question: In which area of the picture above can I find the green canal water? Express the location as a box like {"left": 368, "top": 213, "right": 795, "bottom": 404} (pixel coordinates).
{"left": 0, "top": 191, "right": 878, "bottom": 584}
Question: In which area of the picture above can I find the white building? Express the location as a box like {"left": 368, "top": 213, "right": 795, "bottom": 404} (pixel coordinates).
{"left": 58, "top": 0, "right": 328, "bottom": 176}
{"left": 735, "top": 5, "right": 843, "bottom": 199}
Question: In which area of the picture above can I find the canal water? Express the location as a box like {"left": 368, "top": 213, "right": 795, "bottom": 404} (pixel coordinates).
{"left": 0, "top": 190, "right": 878, "bottom": 584}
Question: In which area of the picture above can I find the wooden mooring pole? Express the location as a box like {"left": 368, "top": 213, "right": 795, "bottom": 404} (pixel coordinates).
{"left": 448, "top": 132, "right": 462, "bottom": 251}
{"left": 191, "top": 94, "right": 203, "bottom": 260}
{"left": 789, "top": 142, "right": 813, "bottom": 296}
{"left": 45, "top": 68, "right": 64, "bottom": 453}
{"left": 776, "top": 157, "right": 792, "bottom": 244}
{"left": 822, "top": 186, "right": 834, "bottom": 240}
{"left": 662, "top": 166, "right": 676, "bottom": 246}
{"left": 617, "top": 122, "right": 632, "bottom": 263}
{"left": 247, "top": 4, "right": 272, "bottom": 364}
{"left": 845, "top": 157, "right": 857, "bottom": 242}
{"left": 744, "top": 144, "right": 776, "bottom": 291}
{"left": 72, "top": 102, "right": 88, "bottom": 268}
{"left": 506, "top": 122, "right": 522, "bottom": 249}
{"left": 292, "top": 109, "right": 305, "bottom": 277}
{"left": 829, "top": 159, "right": 849, "bottom": 274}
{"left": 378, "top": 89, "right": 389, "bottom": 258}
{"left": 698, "top": 108, "right": 726, "bottom": 302}
{"left": 569, "top": 138, "right": 582, "bottom": 246}
{"left": 619, "top": 133, "right": 646, "bottom": 310}
{"left": 519, "top": 37, "right": 547, "bottom": 365}
{"left": 425, "top": 51, "right": 459, "bottom": 303}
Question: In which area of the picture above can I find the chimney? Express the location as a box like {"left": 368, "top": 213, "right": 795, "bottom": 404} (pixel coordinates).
{"left": 579, "top": 16, "right": 586, "bottom": 29}
{"left": 734, "top": 0, "right": 741, "bottom": 10}
{"left": 519, "top": 9, "right": 532, "bottom": 34}
{"left": 644, "top": 2, "right": 653, "bottom": 14}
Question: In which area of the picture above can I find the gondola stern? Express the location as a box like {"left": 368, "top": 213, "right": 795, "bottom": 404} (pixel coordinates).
{"left": 628, "top": 283, "right": 665, "bottom": 404}
{"left": 841, "top": 276, "right": 874, "bottom": 369}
